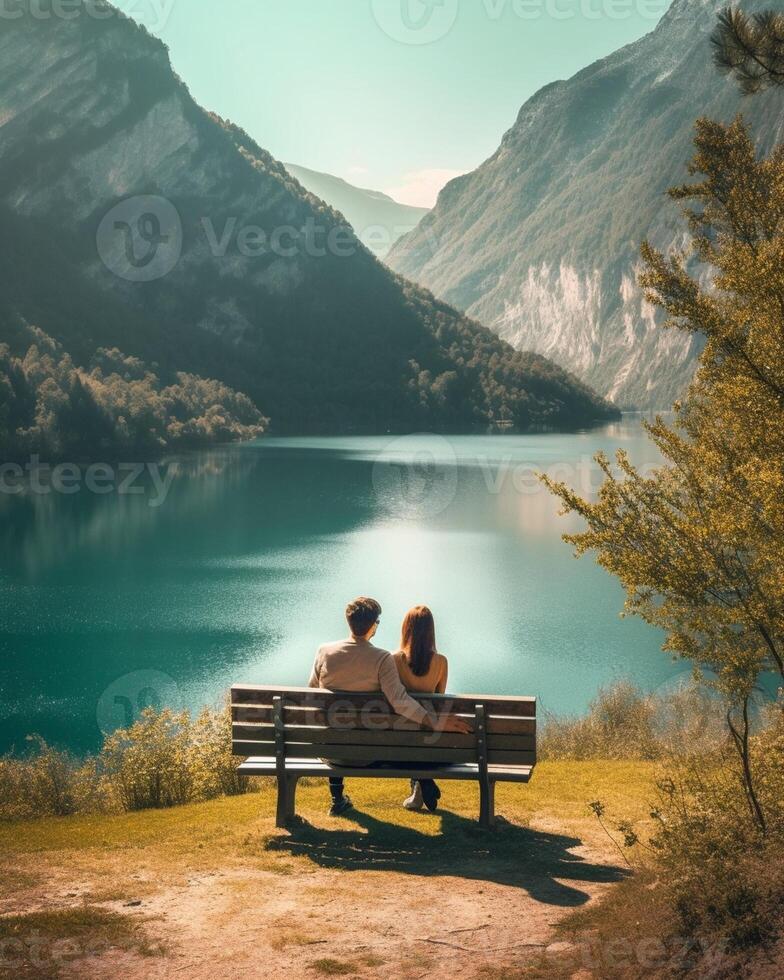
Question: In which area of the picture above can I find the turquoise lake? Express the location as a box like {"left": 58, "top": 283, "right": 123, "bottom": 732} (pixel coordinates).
{"left": 0, "top": 418, "right": 688, "bottom": 754}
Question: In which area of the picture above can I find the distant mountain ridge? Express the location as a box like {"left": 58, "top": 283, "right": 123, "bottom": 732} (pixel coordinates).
{"left": 0, "top": 1, "right": 619, "bottom": 441}
{"left": 387, "top": 0, "right": 784, "bottom": 409}
{"left": 285, "top": 164, "right": 428, "bottom": 258}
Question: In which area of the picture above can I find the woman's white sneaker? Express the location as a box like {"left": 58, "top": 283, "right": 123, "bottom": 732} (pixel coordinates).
{"left": 403, "top": 781, "right": 424, "bottom": 811}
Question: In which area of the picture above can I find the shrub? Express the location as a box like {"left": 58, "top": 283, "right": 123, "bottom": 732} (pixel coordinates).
{"left": 540, "top": 680, "right": 725, "bottom": 760}
{"left": 650, "top": 704, "right": 784, "bottom": 953}
{"left": 188, "top": 704, "right": 253, "bottom": 800}
{"left": 0, "top": 737, "right": 105, "bottom": 820}
{"left": 0, "top": 703, "right": 256, "bottom": 820}
{"left": 99, "top": 709, "right": 196, "bottom": 811}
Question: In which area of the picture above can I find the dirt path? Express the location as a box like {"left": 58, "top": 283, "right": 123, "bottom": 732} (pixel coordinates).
{"left": 83, "top": 860, "right": 602, "bottom": 979}
{"left": 7, "top": 822, "right": 623, "bottom": 978}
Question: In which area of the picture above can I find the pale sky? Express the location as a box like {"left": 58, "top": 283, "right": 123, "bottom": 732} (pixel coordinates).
{"left": 132, "top": 0, "right": 672, "bottom": 206}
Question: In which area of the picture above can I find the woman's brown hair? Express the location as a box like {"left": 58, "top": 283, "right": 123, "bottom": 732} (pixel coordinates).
{"left": 400, "top": 605, "right": 437, "bottom": 677}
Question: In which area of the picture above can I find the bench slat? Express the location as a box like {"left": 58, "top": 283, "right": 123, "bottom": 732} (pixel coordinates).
{"left": 237, "top": 757, "right": 534, "bottom": 783}
{"left": 232, "top": 740, "right": 536, "bottom": 766}
{"left": 231, "top": 686, "right": 536, "bottom": 717}
{"left": 232, "top": 723, "right": 534, "bottom": 752}
{"left": 232, "top": 704, "right": 536, "bottom": 735}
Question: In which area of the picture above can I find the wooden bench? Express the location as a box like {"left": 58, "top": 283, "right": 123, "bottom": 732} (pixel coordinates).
{"left": 231, "top": 685, "right": 536, "bottom": 829}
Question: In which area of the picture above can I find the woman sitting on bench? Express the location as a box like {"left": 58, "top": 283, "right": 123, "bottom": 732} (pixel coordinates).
{"left": 394, "top": 605, "right": 449, "bottom": 813}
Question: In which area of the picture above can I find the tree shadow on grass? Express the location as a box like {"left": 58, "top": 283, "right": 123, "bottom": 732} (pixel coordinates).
{"left": 265, "top": 807, "right": 629, "bottom": 908}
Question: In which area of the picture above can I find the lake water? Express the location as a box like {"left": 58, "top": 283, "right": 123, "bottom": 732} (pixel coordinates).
{"left": 0, "top": 418, "right": 687, "bottom": 755}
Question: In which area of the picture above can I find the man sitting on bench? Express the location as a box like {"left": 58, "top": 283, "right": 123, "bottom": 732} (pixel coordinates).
{"left": 309, "top": 596, "right": 471, "bottom": 815}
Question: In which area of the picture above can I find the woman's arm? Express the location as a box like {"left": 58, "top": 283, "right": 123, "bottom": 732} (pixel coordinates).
{"left": 435, "top": 656, "right": 448, "bottom": 694}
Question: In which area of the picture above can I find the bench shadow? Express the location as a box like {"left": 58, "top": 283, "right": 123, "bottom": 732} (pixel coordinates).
{"left": 265, "top": 806, "right": 629, "bottom": 908}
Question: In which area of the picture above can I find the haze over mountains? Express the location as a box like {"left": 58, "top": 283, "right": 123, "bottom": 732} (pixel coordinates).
{"left": 0, "top": 2, "right": 618, "bottom": 450}
{"left": 388, "top": 0, "right": 784, "bottom": 410}
{"left": 284, "top": 164, "right": 428, "bottom": 259}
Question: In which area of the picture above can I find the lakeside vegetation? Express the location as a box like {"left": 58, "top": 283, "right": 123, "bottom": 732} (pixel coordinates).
{"left": 540, "top": 113, "right": 784, "bottom": 966}
{"left": 0, "top": 327, "right": 267, "bottom": 461}
{"left": 0, "top": 681, "right": 728, "bottom": 822}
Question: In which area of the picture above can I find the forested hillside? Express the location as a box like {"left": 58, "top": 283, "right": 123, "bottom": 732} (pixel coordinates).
{"left": 0, "top": 327, "right": 266, "bottom": 459}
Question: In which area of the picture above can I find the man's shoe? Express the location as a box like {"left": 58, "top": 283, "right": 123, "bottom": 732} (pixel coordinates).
{"left": 421, "top": 781, "right": 441, "bottom": 812}
{"left": 328, "top": 795, "right": 353, "bottom": 817}
{"left": 403, "top": 781, "right": 424, "bottom": 811}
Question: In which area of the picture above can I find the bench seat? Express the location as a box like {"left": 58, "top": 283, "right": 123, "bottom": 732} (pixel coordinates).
{"left": 238, "top": 757, "right": 534, "bottom": 783}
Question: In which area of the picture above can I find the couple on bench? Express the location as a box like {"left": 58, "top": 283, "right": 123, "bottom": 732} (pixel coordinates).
{"left": 308, "top": 596, "right": 472, "bottom": 816}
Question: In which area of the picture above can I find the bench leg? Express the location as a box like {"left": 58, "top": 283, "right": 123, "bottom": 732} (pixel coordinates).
{"left": 479, "top": 779, "right": 496, "bottom": 829}
{"left": 275, "top": 776, "right": 290, "bottom": 828}
{"left": 286, "top": 775, "right": 300, "bottom": 822}
{"left": 275, "top": 775, "right": 301, "bottom": 827}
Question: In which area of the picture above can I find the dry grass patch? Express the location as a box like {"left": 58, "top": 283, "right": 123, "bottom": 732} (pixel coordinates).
{"left": 0, "top": 906, "right": 164, "bottom": 978}
{"left": 0, "top": 861, "right": 40, "bottom": 897}
{"left": 310, "top": 956, "right": 359, "bottom": 975}
{"left": 270, "top": 930, "right": 328, "bottom": 951}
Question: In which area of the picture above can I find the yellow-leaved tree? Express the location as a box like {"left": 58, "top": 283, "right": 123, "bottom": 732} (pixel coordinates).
{"left": 544, "top": 115, "right": 784, "bottom": 833}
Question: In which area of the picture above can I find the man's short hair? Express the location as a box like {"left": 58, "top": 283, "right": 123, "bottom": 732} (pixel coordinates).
{"left": 346, "top": 596, "right": 381, "bottom": 637}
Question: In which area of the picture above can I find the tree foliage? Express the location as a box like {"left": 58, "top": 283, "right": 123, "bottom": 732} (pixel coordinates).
{"left": 712, "top": 6, "right": 784, "bottom": 93}
{"left": 544, "top": 116, "right": 784, "bottom": 831}
{"left": 0, "top": 328, "right": 267, "bottom": 460}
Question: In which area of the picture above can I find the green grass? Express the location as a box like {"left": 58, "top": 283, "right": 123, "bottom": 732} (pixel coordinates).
{"left": 0, "top": 762, "right": 657, "bottom": 859}
{"left": 0, "top": 762, "right": 659, "bottom": 933}
{"left": 0, "top": 787, "right": 275, "bottom": 856}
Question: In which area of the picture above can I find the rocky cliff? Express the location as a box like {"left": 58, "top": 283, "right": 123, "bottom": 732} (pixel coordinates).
{"left": 388, "top": 0, "right": 784, "bottom": 409}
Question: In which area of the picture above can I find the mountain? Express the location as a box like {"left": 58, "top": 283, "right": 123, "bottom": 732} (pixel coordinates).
{"left": 387, "top": 0, "right": 784, "bottom": 410}
{"left": 284, "top": 164, "right": 428, "bottom": 259}
{"left": 0, "top": 2, "right": 617, "bottom": 442}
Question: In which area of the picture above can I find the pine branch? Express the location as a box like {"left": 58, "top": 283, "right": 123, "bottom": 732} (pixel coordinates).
{"left": 711, "top": 7, "right": 784, "bottom": 94}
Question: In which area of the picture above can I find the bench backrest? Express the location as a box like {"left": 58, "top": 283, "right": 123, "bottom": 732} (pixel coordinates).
{"left": 231, "top": 685, "right": 536, "bottom": 767}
